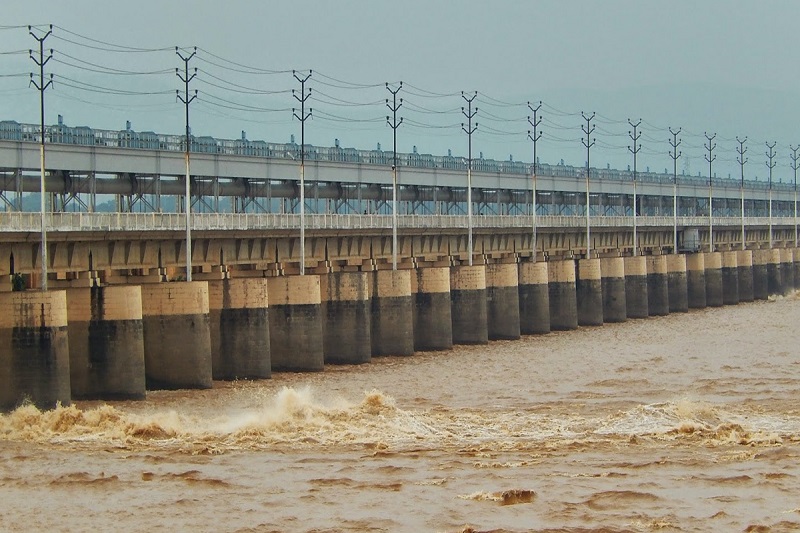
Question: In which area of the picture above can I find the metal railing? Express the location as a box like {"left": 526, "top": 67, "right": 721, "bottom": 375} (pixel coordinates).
{"left": 0, "top": 212, "right": 795, "bottom": 233}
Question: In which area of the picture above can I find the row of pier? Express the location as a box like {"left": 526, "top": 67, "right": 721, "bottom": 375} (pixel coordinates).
{"left": 1, "top": 247, "right": 798, "bottom": 411}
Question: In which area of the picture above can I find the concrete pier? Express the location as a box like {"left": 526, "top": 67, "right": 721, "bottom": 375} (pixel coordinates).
{"left": 486, "top": 263, "right": 521, "bottom": 340}
{"left": 686, "top": 254, "right": 707, "bottom": 309}
{"left": 208, "top": 278, "right": 271, "bottom": 380}
{"left": 736, "top": 250, "right": 754, "bottom": 302}
{"left": 704, "top": 252, "right": 724, "bottom": 307}
{"left": 268, "top": 275, "right": 324, "bottom": 371}
{"left": 412, "top": 267, "right": 452, "bottom": 351}
{"left": 794, "top": 248, "right": 800, "bottom": 291}
{"left": 752, "top": 250, "right": 769, "bottom": 300}
{"left": 646, "top": 255, "right": 669, "bottom": 316}
{"left": 577, "top": 258, "right": 603, "bottom": 326}
{"left": 780, "top": 248, "right": 794, "bottom": 295}
{"left": 666, "top": 254, "right": 689, "bottom": 313}
{"left": 67, "top": 286, "right": 146, "bottom": 400}
{"left": 320, "top": 271, "right": 371, "bottom": 364}
{"left": 370, "top": 269, "right": 414, "bottom": 356}
{"left": 548, "top": 259, "right": 578, "bottom": 330}
{"left": 450, "top": 265, "right": 488, "bottom": 344}
{"left": 518, "top": 261, "right": 550, "bottom": 334}
{"left": 600, "top": 257, "right": 627, "bottom": 323}
{"left": 141, "top": 282, "right": 212, "bottom": 389}
{"left": 623, "top": 256, "right": 648, "bottom": 319}
{"left": 0, "top": 290, "right": 71, "bottom": 410}
{"left": 721, "top": 251, "right": 739, "bottom": 305}
{"left": 766, "top": 249, "right": 782, "bottom": 297}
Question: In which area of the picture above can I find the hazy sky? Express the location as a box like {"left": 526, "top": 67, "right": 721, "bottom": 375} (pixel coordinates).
{"left": 2, "top": 0, "right": 800, "bottom": 182}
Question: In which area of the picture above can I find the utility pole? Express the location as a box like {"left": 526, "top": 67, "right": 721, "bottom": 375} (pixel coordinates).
{"left": 176, "top": 46, "right": 197, "bottom": 282}
{"left": 386, "top": 82, "right": 403, "bottom": 271}
{"left": 628, "top": 118, "right": 642, "bottom": 256}
{"left": 527, "top": 100, "right": 542, "bottom": 262}
{"left": 29, "top": 24, "right": 53, "bottom": 291}
{"left": 736, "top": 136, "right": 748, "bottom": 250}
{"left": 461, "top": 91, "right": 477, "bottom": 267}
{"left": 292, "top": 70, "right": 312, "bottom": 275}
{"left": 790, "top": 145, "right": 799, "bottom": 248}
{"left": 668, "top": 127, "right": 682, "bottom": 253}
{"left": 704, "top": 132, "right": 716, "bottom": 252}
{"left": 581, "top": 112, "right": 596, "bottom": 258}
{"left": 766, "top": 141, "right": 777, "bottom": 248}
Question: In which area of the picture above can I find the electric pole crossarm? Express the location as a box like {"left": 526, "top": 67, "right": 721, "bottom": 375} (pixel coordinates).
{"left": 292, "top": 70, "right": 313, "bottom": 275}
{"left": 704, "top": 132, "right": 717, "bottom": 252}
{"left": 581, "top": 112, "right": 596, "bottom": 258}
{"left": 668, "top": 127, "right": 682, "bottom": 253}
{"left": 736, "top": 136, "right": 748, "bottom": 251}
{"left": 461, "top": 91, "right": 477, "bottom": 267}
{"left": 176, "top": 46, "right": 198, "bottom": 282}
{"left": 628, "top": 119, "right": 642, "bottom": 256}
{"left": 527, "top": 101, "right": 542, "bottom": 262}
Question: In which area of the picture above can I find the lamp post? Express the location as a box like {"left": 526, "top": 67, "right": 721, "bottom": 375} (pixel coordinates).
{"left": 628, "top": 118, "right": 642, "bottom": 256}
{"left": 527, "top": 101, "right": 542, "bottom": 262}
{"left": 386, "top": 82, "right": 403, "bottom": 271}
{"left": 581, "top": 112, "right": 596, "bottom": 258}
{"left": 176, "top": 46, "right": 197, "bottom": 282}
{"left": 704, "top": 132, "right": 717, "bottom": 252}
{"left": 29, "top": 24, "right": 53, "bottom": 291}
{"left": 736, "top": 136, "right": 748, "bottom": 250}
{"left": 461, "top": 91, "right": 477, "bottom": 266}
{"left": 668, "top": 127, "right": 682, "bottom": 252}
{"left": 292, "top": 70, "right": 312, "bottom": 275}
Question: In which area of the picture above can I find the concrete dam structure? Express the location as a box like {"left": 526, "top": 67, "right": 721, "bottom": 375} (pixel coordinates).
{"left": 2, "top": 246, "right": 798, "bottom": 411}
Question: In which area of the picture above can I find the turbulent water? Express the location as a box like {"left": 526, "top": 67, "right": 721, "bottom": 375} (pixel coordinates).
{"left": 1, "top": 295, "right": 799, "bottom": 532}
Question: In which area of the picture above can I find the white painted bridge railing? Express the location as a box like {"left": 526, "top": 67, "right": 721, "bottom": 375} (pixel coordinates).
{"left": 0, "top": 212, "right": 796, "bottom": 233}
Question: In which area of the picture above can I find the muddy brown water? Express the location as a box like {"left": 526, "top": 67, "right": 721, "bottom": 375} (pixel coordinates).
{"left": 1, "top": 294, "right": 799, "bottom": 532}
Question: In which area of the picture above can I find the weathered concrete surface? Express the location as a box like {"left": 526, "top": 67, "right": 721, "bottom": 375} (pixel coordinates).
{"left": 577, "top": 258, "right": 603, "bottom": 326}
{"left": 412, "top": 267, "right": 452, "bottom": 351}
{"left": 486, "top": 263, "right": 520, "bottom": 340}
{"left": 450, "top": 265, "right": 488, "bottom": 344}
{"left": 600, "top": 257, "right": 627, "bottom": 323}
{"left": 320, "top": 271, "right": 370, "bottom": 364}
{"left": 736, "top": 250, "right": 754, "bottom": 303}
{"left": 666, "top": 254, "right": 689, "bottom": 313}
{"left": 548, "top": 259, "right": 578, "bottom": 331}
{"left": 519, "top": 261, "right": 550, "bottom": 334}
{"left": 624, "top": 256, "right": 648, "bottom": 319}
{"left": 267, "top": 276, "right": 324, "bottom": 372}
{"left": 704, "top": 252, "right": 723, "bottom": 308}
{"left": 646, "top": 255, "right": 669, "bottom": 316}
{"left": 686, "top": 254, "right": 706, "bottom": 309}
{"left": 721, "top": 252, "right": 739, "bottom": 305}
{"left": 370, "top": 269, "right": 414, "bottom": 356}
{"left": 752, "top": 250, "right": 769, "bottom": 301}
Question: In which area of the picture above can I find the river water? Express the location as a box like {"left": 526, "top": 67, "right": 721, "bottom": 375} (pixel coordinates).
{"left": 1, "top": 294, "right": 799, "bottom": 532}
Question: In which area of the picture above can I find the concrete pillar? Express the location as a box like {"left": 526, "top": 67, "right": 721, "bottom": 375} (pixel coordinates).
{"left": 141, "top": 282, "right": 212, "bottom": 389}
{"left": 486, "top": 263, "right": 521, "bottom": 340}
{"left": 600, "top": 257, "right": 627, "bottom": 323}
{"left": 736, "top": 250, "right": 754, "bottom": 303}
{"left": 752, "top": 250, "right": 769, "bottom": 300}
{"left": 67, "top": 286, "right": 146, "bottom": 400}
{"left": 646, "top": 255, "right": 669, "bottom": 316}
{"left": 208, "top": 278, "right": 271, "bottom": 379}
{"left": 267, "top": 275, "right": 324, "bottom": 371}
{"left": 548, "top": 259, "right": 578, "bottom": 331}
{"left": 666, "top": 255, "right": 689, "bottom": 313}
{"left": 766, "top": 249, "right": 782, "bottom": 296}
{"left": 780, "top": 248, "right": 794, "bottom": 295}
{"left": 412, "top": 267, "right": 452, "bottom": 351}
{"left": 721, "top": 251, "right": 739, "bottom": 305}
{"left": 320, "top": 271, "right": 370, "bottom": 364}
{"left": 450, "top": 265, "right": 488, "bottom": 344}
{"left": 794, "top": 248, "right": 800, "bottom": 291}
{"left": 577, "top": 258, "right": 603, "bottom": 326}
{"left": 704, "top": 252, "right": 724, "bottom": 307}
{"left": 518, "top": 262, "right": 550, "bottom": 334}
{"left": 623, "top": 256, "right": 648, "bottom": 319}
{"left": 370, "top": 269, "right": 414, "bottom": 356}
{"left": 686, "top": 254, "right": 707, "bottom": 309}
{"left": 0, "top": 290, "right": 71, "bottom": 411}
